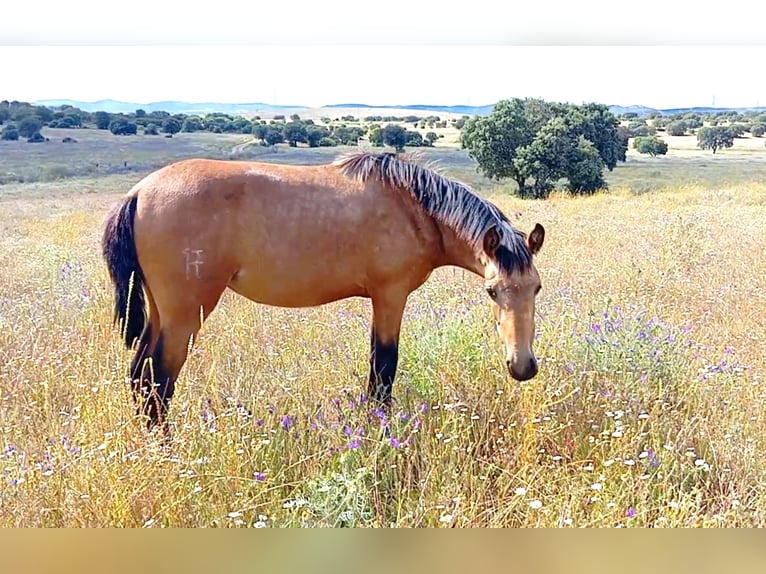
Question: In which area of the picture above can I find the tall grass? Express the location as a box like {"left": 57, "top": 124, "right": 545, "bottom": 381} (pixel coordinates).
{"left": 1, "top": 179, "right": 765, "bottom": 527}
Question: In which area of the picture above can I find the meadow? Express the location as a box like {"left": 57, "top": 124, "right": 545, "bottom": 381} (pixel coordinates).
{"left": 1, "top": 125, "right": 766, "bottom": 527}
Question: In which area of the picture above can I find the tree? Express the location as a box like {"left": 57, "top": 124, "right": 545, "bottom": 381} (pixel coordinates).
{"left": 633, "top": 136, "right": 668, "bottom": 156}
{"left": 460, "top": 98, "right": 551, "bottom": 196}
{"left": 144, "top": 124, "right": 160, "bottom": 135}
{"left": 565, "top": 136, "right": 606, "bottom": 194}
{"left": 460, "top": 98, "right": 626, "bottom": 198}
{"left": 264, "top": 126, "right": 284, "bottom": 146}
{"left": 182, "top": 117, "right": 204, "bottom": 132}
{"left": 17, "top": 116, "right": 43, "bottom": 138}
{"left": 381, "top": 124, "right": 407, "bottom": 152}
{"left": 1, "top": 125, "right": 19, "bottom": 140}
{"left": 751, "top": 123, "right": 765, "bottom": 137}
{"left": 425, "top": 132, "right": 438, "bottom": 146}
{"left": 666, "top": 121, "right": 687, "bottom": 136}
{"left": 306, "top": 125, "right": 330, "bottom": 147}
{"left": 252, "top": 124, "right": 269, "bottom": 144}
{"left": 696, "top": 126, "right": 734, "bottom": 154}
{"left": 368, "top": 127, "right": 384, "bottom": 146}
{"left": 405, "top": 130, "right": 424, "bottom": 147}
{"left": 163, "top": 118, "right": 181, "bottom": 135}
{"left": 282, "top": 122, "right": 308, "bottom": 147}
{"left": 94, "top": 111, "right": 111, "bottom": 130}
{"left": 109, "top": 119, "right": 137, "bottom": 135}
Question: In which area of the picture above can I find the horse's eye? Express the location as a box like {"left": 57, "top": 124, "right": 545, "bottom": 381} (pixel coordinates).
{"left": 486, "top": 286, "right": 497, "bottom": 299}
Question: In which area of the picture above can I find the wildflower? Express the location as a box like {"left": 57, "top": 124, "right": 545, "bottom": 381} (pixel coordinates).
{"left": 528, "top": 500, "right": 543, "bottom": 510}
{"left": 253, "top": 521, "right": 267, "bottom": 528}
{"left": 591, "top": 483, "right": 602, "bottom": 491}
{"left": 514, "top": 487, "right": 527, "bottom": 496}
{"left": 626, "top": 507, "right": 636, "bottom": 519}
{"left": 254, "top": 472, "right": 266, "bottom": 482}
{"left": 390, "top": 437, "right": 402, "bottom": 448}
{"left": 347, "top": 438, "right": 361, "bottom": 450}
{"left": 439, "top": 514, "right": 453, "bottom": 524}
{"left": 281, "top": 415, "right": 294, "bottom": 431}
{"left": 228, "top": 511, "right": 242, "bottom": 518}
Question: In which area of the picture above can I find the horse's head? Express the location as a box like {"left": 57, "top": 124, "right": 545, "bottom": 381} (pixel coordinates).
{"left": 482, "top": 223, "right": 545, "bottom": 382}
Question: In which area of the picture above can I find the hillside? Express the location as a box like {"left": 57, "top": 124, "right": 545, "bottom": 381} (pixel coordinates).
{"left": 33, "top": 98, "right": 766, "bottom": 119}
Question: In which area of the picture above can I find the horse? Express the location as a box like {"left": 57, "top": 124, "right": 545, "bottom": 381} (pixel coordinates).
{"left": 101, "top": 150, "right": 545, "bottom": 431}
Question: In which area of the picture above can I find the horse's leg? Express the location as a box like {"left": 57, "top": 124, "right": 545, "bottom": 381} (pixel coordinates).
{"left": 135, "top": 283, "right": 226, "bottom": 431}
{"left": 368, "top": 290, "right": 408, "bottom": 408}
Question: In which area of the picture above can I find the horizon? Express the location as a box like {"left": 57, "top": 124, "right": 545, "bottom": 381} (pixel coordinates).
{"left": 3, "top": 46, "right": 766, "bottom": 111}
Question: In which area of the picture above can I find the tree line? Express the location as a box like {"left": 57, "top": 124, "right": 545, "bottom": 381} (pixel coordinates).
{"left": 619, "top": 109, "right": 766, "bottom": 156}
{"left": 0, "top": 100, "right": 451, "bottom": 149}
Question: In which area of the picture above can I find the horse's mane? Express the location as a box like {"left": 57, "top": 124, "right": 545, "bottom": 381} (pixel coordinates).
{"left": 333, "top": 150, "right": 532, "bottom": 274}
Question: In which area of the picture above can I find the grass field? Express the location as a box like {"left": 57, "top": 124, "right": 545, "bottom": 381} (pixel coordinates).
{"left": 1, "top": 128, "right": 766, "bottom": 527}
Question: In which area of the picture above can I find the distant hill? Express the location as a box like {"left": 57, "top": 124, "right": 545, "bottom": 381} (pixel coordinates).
{"left": 35, "top": 99, "right": 306, "bottom": 115}
{"left": 322, "top": 103, "right": 496, "bottom": 116}
{"left": 32, "top": 99, "right": 766, "bottom": 119}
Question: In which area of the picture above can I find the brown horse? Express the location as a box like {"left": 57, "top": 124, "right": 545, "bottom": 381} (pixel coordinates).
{"left": 101, "top": 150, "right": 545, "bottom": 430}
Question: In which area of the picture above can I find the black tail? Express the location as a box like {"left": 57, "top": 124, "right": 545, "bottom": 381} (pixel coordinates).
{"left": 101, "top": 195, "right": 146, "bottom": 349}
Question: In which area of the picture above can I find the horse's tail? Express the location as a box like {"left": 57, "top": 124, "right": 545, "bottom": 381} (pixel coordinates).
{"left": 101, "top": 194, "right": 146, "bottom": 349}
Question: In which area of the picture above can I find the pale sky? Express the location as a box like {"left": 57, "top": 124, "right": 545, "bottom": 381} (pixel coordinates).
{"left": 3, "top": 0, "right": 765, "bottom": 111}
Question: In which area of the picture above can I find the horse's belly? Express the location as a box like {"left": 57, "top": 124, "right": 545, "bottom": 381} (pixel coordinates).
{"left": 227, "top": 265, "right": 367, "bottom": 308}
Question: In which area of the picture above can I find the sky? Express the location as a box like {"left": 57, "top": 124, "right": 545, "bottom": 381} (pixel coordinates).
{"left": 3, "top": 1, "right": 765, "bottom": 110}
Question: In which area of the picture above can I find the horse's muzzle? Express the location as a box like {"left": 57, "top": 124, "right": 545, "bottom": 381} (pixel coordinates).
{"left": 507, "top": 357, "right": 538, "bottom": 381}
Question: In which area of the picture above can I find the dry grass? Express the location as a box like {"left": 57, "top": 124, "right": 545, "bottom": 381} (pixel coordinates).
{"left": 1, "top": 169, "right": 765, "bottom": 527}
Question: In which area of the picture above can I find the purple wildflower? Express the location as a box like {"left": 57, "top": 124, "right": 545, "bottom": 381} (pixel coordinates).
{"left": 626, "top": 507, "right": 636, "bottom": 519}
{"left": 390, "top": 437, "right": 402, "bottom": 448}
{"left": 254, "top": 472, "right": 266, "bottom": 482}
{"left": 348, "top": 438, "right": 361, "bottom": 450}
{"left": 647, "top": 449, "right": 659, "bottom": 468}
{"left": 281, "top": 415, "right": 294, "bottom": 431}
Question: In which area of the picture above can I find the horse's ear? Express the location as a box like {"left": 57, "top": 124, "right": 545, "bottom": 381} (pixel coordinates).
{"left": 528, "top": 223, "right": 545, "bottom": 255}
{"left": 483, "top": 226, "right": 501, "bottom": 255}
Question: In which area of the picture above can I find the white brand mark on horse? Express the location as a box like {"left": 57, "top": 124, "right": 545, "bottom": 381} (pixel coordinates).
{"left": 183, "top": 248, "right": 204, "bottom": 279}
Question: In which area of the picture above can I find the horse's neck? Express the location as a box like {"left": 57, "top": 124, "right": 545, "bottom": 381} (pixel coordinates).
{"left": 434, "top": 221, "right": 487, "bottom": 278}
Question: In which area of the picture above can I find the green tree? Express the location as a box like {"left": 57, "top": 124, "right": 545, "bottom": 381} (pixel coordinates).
{"left": 182, "top": 117, "right": 204, "bottom": 132}
{"left": 696, "top": 126, "right": 734, "bottom": 154}
{"left": 461, "top": 98, "right": 626, "bottom": 198}
{"left": 405, "top": 131, "right": 423, "bottom": 146}
{"left": 163, "top": 118, "right": 181, "bottom": 135}
{"left": 633, "top": 135, "right": 668, "bottom": 157}
{"left": 94, "top": 111, "right": 111, "bottom": 130}
{"left": 17, "top": 116, "right": 43, "bottom": 138}
{"left": 264, "top": 126, "right": 284, "bottom": 146}
{"left": 565, "top": 136, "right": 606, "bottom": 194}
{"left": 381, "top": 124, "right": 407, "bottom": 152}
{"left": 751, "top": 123, "right": 765, "bottom": 137}
{"left": 109, "top": 119, "right": 137, "bottom": 135}
{"left": 283, "top": 122, "right": 308, "bottom": 147}
{"left": 368, "top": 127, "right": 384, "bottom": 146}
{"left": 1, "top": 124, "right": 19, "bottom": 140}
{"left": 252, "top": 124, "right": 269, "bottom": 144}
{"left": 460, "top": 98, "right": 550, "bottom": 196}
{"left": 665, "top": 120, "right": 687, "bottom": 136}
{"left": 425, "top": 132, "right": 438, "bottom": 146}
{"left": 307, "top": 125, "right": 331, "bottom": 147}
